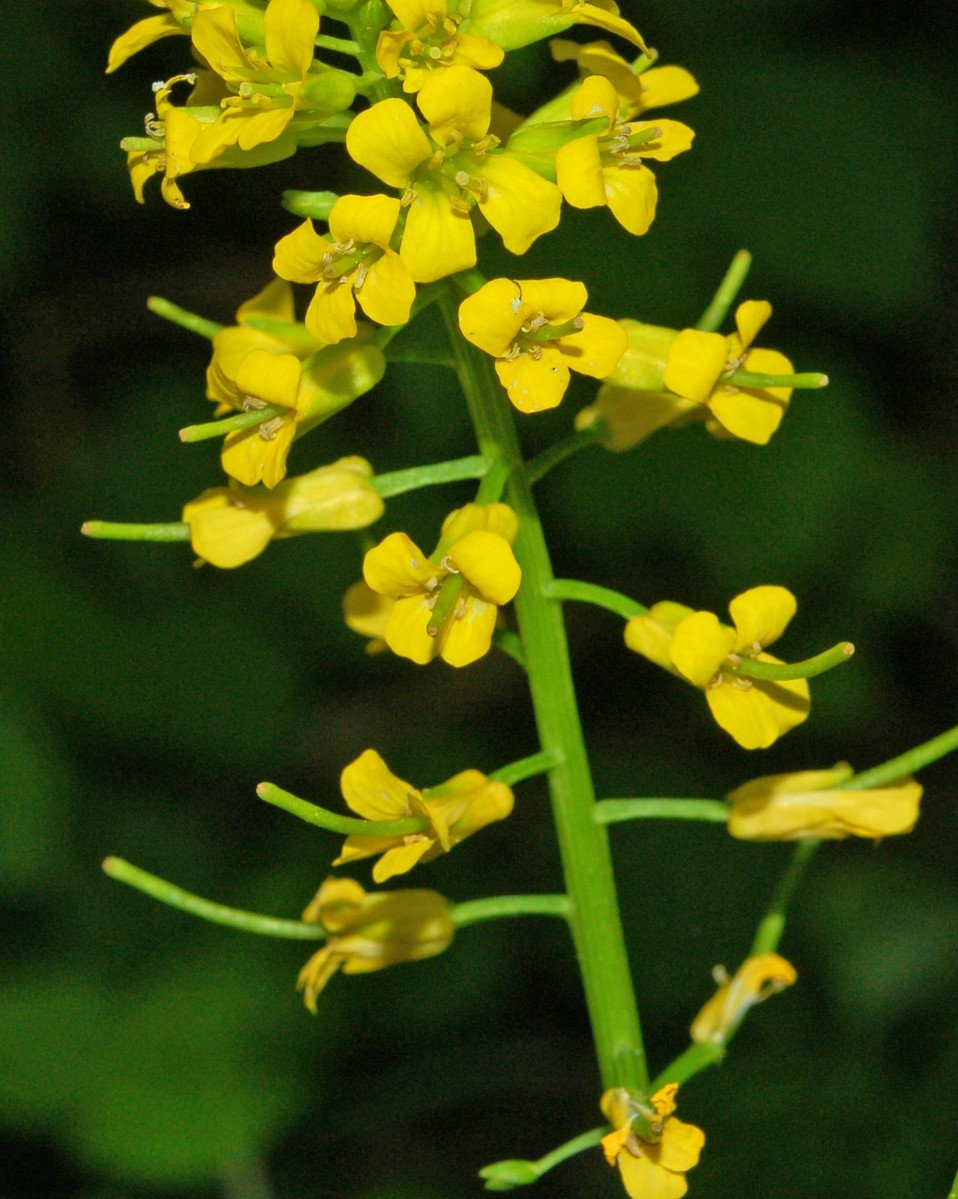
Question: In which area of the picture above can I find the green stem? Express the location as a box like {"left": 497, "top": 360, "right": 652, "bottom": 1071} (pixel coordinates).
{"left": 695, "top": 250, "right": 752, "bottom": 332}
{"left": 734, "top": 641, "right": 854, "bottom": 681}
{"left": 595, "top": 799, "right": 730, "bottom": 825}
{"left": 372, "top": 455, "right": 487, "bottom": 498}
{"left": 385, "top": 347, "right": 457, "bottom": 367}
{"left": 81, "top": 520, "right": 190, "bottom": 543}
{"left": 147, "top": 296, "right": 223, "bottom": 340}
{"left": 479, "top": 1126, "right": 608, "bottom": 1190}
{"left": 727, "top": 369, "right": 829, "bottom": 389}
{"left": 451, "top": 894, "right": 571, "bottom": 928}
{"left": 649, "top": 1042, "right": 725, "bottom": 1093}
{"left": 346, "top": 1, "right": 394, "bottom": 103}
{"left": 525, "top": 426, "right": 603, "bottom": 485}
{"left": 257, "top": 781, "right": 427, "bottom": 837}
{"left": 490, "top": 749, "right": 562, "bottom": 788}
{"left": 440, "top": 286, "right": 648, "bottom": 1094}
{"left": 494, "top": 629, "right": 526, "bottom": 668}
{"left": 179, "top": 404, "right": 285, "bottom": 443}
{"left": 546, "top": 579, "right": 648, "bottom": 620}
{"left": 748, "top": 839, "right": 819, "bottom": 956}
{"left": 103, "top": 858, "right": 325, "bottom": 940}
{"left": 947, "top": 1158, "right": 958, "bottom": 1199}
{"left": 843, "top": 721, "right": 958, "bottom": 790}
{"left": 314, "top": 33, "right": 361, "bottom": 54}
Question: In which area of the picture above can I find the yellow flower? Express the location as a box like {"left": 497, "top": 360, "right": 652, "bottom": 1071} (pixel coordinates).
{"left": 182, "top": 457, "right": 384, "bottom": 568}
{"left": 346, "top": 66, "right": 561, "bottom": 282}
{"left": 377, "top": 0, "right": 505, "bottom": 93}
{"left": 342, "top": 581, "right": 394, "bottom": 654}
{"left": 726, "top": 765, "right": 923, "bottom": 841}
{"left": 464, "top": 0, "right": 650, "bottom": 55}
{"left": 663, "top": 300, "right": 794, "bottom": 445}
{"left": 690, "top": 954, "right": 798, "bottom": 1045}
{"left": 556, "top": 74, "right": 694, "bottom": 236}
{"left": 601, "top": 1084, "right": 704, "bottom": 1199}
{"left": 125, "top": 74, "right": 297, "bottom": 209}
{"left": 363, "top": 502, "right": 521, "bottom": 667}
{"left": 624, "top": 586, "right": 811, "bottom": 750}
{"left": 272, "top": 194, "right": 417, "bottom": 344}
{"left": 297, "top": 877, "right": 454, "bottom": 1013}
{"left": 188, "top": 0, "right": 355, "bottom": 164}
{"left": 550, "top": 39, "right": 699, "bottom": 121}
{"left": 458, "top": 277, "right": 628, "bottom": 413}
{"left": 332, "top": 749, "right": 514, "bottom": 881}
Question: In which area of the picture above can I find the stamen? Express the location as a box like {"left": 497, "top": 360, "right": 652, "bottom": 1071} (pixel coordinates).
{"left": 354, "top": 262, "right": 368, "bottom": 288}
{"left": 242, "top": 395, "right": 268, "bottom": 411}
{"left": 400, "top": 187, "right": 417, "bottom": 207}
{"left": 257, "top": 416, "right": 286, "bottom": 441}
{"left": 732, "top": 677, "right": 754, "bottom": 691}
{"left": 439, "top": 555, "right": 460, "bottom": 574}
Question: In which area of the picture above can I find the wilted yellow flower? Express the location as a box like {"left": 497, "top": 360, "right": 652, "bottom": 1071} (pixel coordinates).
{"left": 690, "top": 954, "right": 798, "bottom": 1045}
{"left": 458, "top": 277, "right": 627, "bottom": 413}
{"left": 333, "top": 749, "right": 514, "bottom": 881}
{"left": 624, "top": 586, "right": 810, "bottom": 750}
{"left": 727, "top": 766, "right": 922, "bottom": 841}
{"left": 297, "top": 877, "right": 454, "bottom": 1012}
{"left": 601, "top": 1084, "right": 704, "bottom": 1199}
{"left": 363, "top": 502, "right": 521, "bottom": 667}
{"left": 182, "top": 457, "right": 384, "bottom": 568}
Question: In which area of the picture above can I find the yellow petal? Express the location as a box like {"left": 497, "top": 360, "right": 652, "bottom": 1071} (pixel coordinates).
{"left": 496, "top": 347, "right": 570, "bottom": 413}
{"left": 386, "top": 0, "right": 438, "bottom": 26}
{"left": 623, "top": 613, "right": 680, "bottom": 674}
{"left": 235, "top": 349, "right": 301, "bottom": 409}
{"left": 734, "top": 299, "right": 773, "bottom": 350}
{"left": 439, "top": 596, "right": 499, "bottom": 666}
{"left": 305, "top": 279, "right": 358, "bottom": 344}
{"left": 236, "top": 276, "right": 296, "bottom": 323}
{"left": 706, "top": 382, "right": 788, "bottom": 445}
{"left": 663, "top": 329, "right": 728, "bottom": 402}
{"left": 617, "top": 1153, "right": 688, "bottom": 1199}
{"left": 191, "top": 7, "right": 258, "bottom": 83}
{"left": 634, "top": 65, "right": 699, "bottom": 111}
{"left": 576, "top": 387, "right": 700, "bottom": 451}
{"left": 107, "top": 13, "right": 183, "bottom": 73}
{"left": 329, "top": 192, "right": 402, "bottom": 249}
{"left": 237, "top": 105, "right": 296, "bottom": 152}
{"left": 521, "top": 278, "right": 589, "bottom": 323}
{"left": 346, "top": 98, "right": 432, "bottom": 188}
{"left": 221, "top": 415, "right": 297, "bottom": 488}
{"left": 273, "top": 219, "right": 329, "bottom": 283}
{"left": 656, "top": 1119, "right": 706, "bottom": 1172}
{"left": 417, "top": 65, "right": 492, "bottom": 145}
{"left": 447, "top": 530, "right": 521, "bottom": 604}
{"left": 343, "top": 580, "right": 394, "bottom": 641}
{"left": 363, "top": 531, "right": 436, "bottom": 597}
{"left": 561, "top": 313, "right": 629, "bottom": 379}
{"left": 264, "top": 0, "right": 318, "bottom": 79}
{"left": 604, "top": 161, "right": 659, "bottom": 236}
{"left": 728, "top": 585, "right": 796, "bottom": 652}
{"left": 631, "top": 118, "right": 695, "bottom": 162}
{"left": 477, "top": 154, "right": 562, "bottom": 254}
{"left": 401, "top": 186, "right": 476, "bottom": 281}
{"left": 372, "top": 839, "right": 436, "bottom": 881}
{"left": 458, "top": 278, "right": 524, "bottom": 357}
{"left": 341, "top": 748, "right": 416, "bottom": 820}
{"left": 279, "top": 457, "right": 384, "bottom": 530}
{"left": 728, "top": 777, "right": 922, "bottom": 840}
{"left": 555, "top": 134, "right": 606, "bottom": 209}
{"left": 706, "top": 672, "right": 810, "bottom": 750}
{"left": 669, "top": 611, "right": 735, "bottom": 688}
{"left": 385, "top": 593, "right": 440, "bottom": 664}
{"left": 569, "top": 73, "right": 618, "bottom": 124}
{"left": 357, "top": 252, "right": 417, "bottom": 328}
{"left": 183, "top": 489, "right": 279, "bottom": 568}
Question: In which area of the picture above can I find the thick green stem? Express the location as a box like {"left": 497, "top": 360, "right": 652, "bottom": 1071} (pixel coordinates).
{"left": 81, "top": 521, "right": 190, "bottom": 543}
{"left": 440, "top": 287, "right": 647, "bottom": 1093}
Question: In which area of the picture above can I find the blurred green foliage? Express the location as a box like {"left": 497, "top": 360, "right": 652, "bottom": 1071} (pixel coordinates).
{"left": 2, "top": 1, "right": 957, "bottom": 1196}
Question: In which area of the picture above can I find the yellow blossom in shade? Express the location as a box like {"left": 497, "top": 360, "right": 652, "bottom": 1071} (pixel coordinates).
{"left": 188, "top": 0, "right": 355, "bottom": 164}
{"left": 126, "top": 74, "right": 297, "bottom": 209}
{"left": 182, "top": 457, "right": 384, "bottom": 568}
{"left": 550, "top": 40, "right": 699, "bottom": 121}
{"left": 272, "top": 195, "right": 417, "bottom": 344}
{"left": 332, "top": 749, "right": 514, "bottom": 881}
{"left": 463, "top": 0, "right": 650, "bottom": 55}
{"left": 690, "top": 954, "right": 798, "bottom": 1045}
{"left": 342, "top": 581, "right": 394, "bottom": 654}
{"left": 297, "top": 877, "right": 454, "bottom": 1013}
{"left": 345, "top": 66, "right": 561, "bottom": 282}
{"left": 107, "top": 0, "right": 268, "bottom": 73}
{"left": 663, "top": 300, "right": 794, "bottom": 445}
{"left": 601, "top": 1084, "right": 704, "bottom": 1199}
{"left": 363, "top": 502, "right": 521, "bottom": 667}
{"left": 556, "top": 74, "right": 694, "bottom": 236}
{"left": 458, "top": 277, "right": 628, "bottom": 413}
{"left": 624, "top": 586, "right": 811, "bottom": 750}
{"left": 377, "top": 0, "right": 504, "bottom": 93}
{"left": 726, "top": 765, "right": 923, "bottom": 841}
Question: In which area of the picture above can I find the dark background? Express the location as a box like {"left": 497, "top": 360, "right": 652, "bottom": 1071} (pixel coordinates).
{"left": 3, "top": 1, "right": 958, "bottom": 1196}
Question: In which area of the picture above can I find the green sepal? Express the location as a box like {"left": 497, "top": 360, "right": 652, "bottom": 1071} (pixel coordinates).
{"left": 603, "top": 321, "right": 678, "bottom": 391}
{"left": 282, "top": 189, "right": 340, "bottom": 220}
{"left": 505, "top": 116, "right": 606, "bottom": 180}
{"left": 301, "top": 67, "right": 357, "bottom": 113}
{"left": 479, "top": 1160, "right": 541, "bottom": 1191}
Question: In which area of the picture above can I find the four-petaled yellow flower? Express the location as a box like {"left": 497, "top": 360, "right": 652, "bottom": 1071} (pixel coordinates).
{"left": 726, "top": 765, "right": 922, "bottom": 841}
{"left": 346, "top": 65, "right": 561, "bottom": 282}
{"left": 188, "top": 0, "right": 355, "bottom": 164}
{"left": 297, "top": 877, "right": 454, "bottom": 1013}
{"left": 363, "top": 502, "right": 521, "bottom": 666}
{"left": 182, "top": 457, "right": 384, "bottom": 568}
{"left": 690, "top": 954, "right": 798, "bottom": 1045}
{"left": 377, "top": 0, "right": 505, "bottom": 92}
{"left": 601, "top": 1084, "right": 704, "bottom": 1199}
{"left": 663, "top": 300, "right": 794, "bottom": 445}
{"left": 332, "top": 749, "right": 514, "bottom": 881}
{"left": 273, "top": 194, "right": 417, "bottom": 343}
{"left": 556, "top": 74, "right": 694, "bottom": 236}
{"left": 624, "top": 586, "right": 811, "bottom": 750}
{"left": 458, "top": 277, "right": 628, "bottom": 412}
